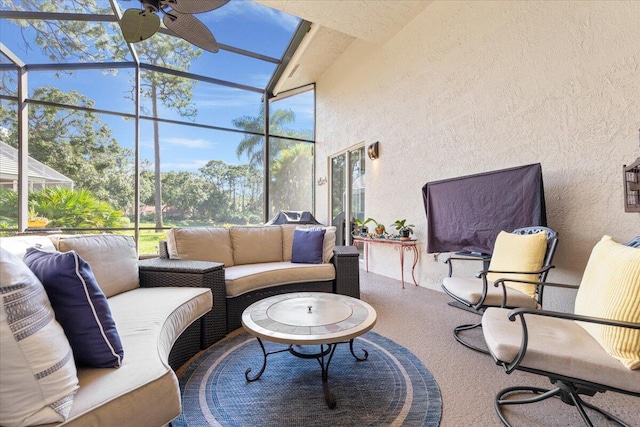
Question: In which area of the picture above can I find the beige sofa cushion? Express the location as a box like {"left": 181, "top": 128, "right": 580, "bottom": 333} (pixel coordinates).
{"left": 224, "top": 262, "right": 335, "bottom": 297}
{"left": 53, "top": 235, "right": 139, "bottom": 299}
{"left": 482, "top": 307, "right": 640, "bottom": 393}
{"left": 45, "top": 287, "right": 212, "bottom": 427}
{"left": 167, "top": 227, "right": 234, "bottom": 267}
{"left": 230, "top": 226, "right": 283, "bottom": 265}
{"left": 281, "top": 224, "right": 336, "bottom": 263}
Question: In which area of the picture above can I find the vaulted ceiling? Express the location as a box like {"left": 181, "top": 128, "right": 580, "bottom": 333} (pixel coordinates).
{"left": 256, "top": 1, "right": 433, "bottom": 95}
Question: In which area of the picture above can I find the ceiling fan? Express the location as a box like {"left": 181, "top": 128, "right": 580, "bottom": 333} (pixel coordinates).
{"left": 120, "top": 0, "right": 229, "bottom": 53}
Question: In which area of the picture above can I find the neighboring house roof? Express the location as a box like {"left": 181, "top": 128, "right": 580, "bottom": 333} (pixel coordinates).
{"left": 0, "top": 141, "right": 74, "bottom": 186}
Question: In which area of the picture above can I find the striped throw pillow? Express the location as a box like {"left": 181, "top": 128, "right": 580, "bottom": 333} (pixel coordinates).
{"left": 0, "top": 248, "right": 79, "bottom": 426}
{"left": 574, "top": 236, "right": 640, "bottom": 370}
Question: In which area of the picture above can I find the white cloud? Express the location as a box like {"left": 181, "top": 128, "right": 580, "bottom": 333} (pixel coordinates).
{"left": 162, "top": 160, "right": 210, "bottom": 170}
{"left": 206, "top": 0, "right": 300, "bottom": 32}
{"left": 194, "top": 85, "right": 262, "bottom": 109}
{"left": 163, "top": 137, "right": 211, "bottom": 148}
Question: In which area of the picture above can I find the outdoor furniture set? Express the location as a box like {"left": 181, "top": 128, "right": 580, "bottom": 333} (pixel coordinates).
{"left": 0, "top": 224, "right": 361, "bottom": 427}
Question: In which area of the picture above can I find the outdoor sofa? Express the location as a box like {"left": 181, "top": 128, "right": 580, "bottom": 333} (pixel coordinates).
{"left": 162, "top": 224, "right": 361, "bottom": 332}
{"left": 0, "top": 234, "right": 212, "bottom": 427}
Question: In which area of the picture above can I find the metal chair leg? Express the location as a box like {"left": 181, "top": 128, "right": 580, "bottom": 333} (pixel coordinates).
{"left": 494, "top": 384, "right": 631, "bottom": 427}
{"left": 453, "top": 321, "right": 490, "bottom": 354}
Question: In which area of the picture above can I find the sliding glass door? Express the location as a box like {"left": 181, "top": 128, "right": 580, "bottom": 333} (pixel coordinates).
{"left": 330, "top": 146, "right": 365, "bottom": 245}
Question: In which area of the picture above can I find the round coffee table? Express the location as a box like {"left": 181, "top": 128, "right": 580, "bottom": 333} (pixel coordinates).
{"left": 241, "top": 292, "right": 377, "bottom": 409}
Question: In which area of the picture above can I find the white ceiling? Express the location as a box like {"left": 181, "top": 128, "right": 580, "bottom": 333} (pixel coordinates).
{"left": 255, "top": 0, "right": 433, "bottom": 95}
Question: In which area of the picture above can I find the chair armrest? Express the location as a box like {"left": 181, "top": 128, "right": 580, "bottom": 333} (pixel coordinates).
{"left": 497, "top": 307, "right": 640, "bottom": 373}
{"left": 490, "top": 272, "right": 569, "bottom": 307}
{"left": 508, "top": 307, "right": 640, "bottom": 329}
{"left": 477, "top": 264, "right": 555, "bottom": 279}
{"left": 443, "top": 255, "right": 492, "bottom": 277}
{"left": 332, "top": 245, "right": 360, "bottom": 299}
{"left": 138, "top": 258, "right": 227, "bottom": 347}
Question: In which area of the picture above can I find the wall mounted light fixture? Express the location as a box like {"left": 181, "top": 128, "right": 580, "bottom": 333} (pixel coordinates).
{"left": 368, "top": 141, "right": 379, "bottom": 160}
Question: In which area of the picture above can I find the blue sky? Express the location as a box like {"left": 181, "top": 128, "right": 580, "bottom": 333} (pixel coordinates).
{"left": 0, "top": 0, "right": 314, "bottom": 171}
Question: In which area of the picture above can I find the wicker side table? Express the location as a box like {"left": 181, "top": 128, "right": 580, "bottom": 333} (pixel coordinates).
{"left": 138, "top": 258, "right": 226, "bottom": 350}
{"left": 332, "top": 245, "right": 361, "bottom": 299}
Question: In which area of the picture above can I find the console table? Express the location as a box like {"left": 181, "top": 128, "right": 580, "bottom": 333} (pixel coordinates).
{"left": 352, "top": 237, "right": 419, "bottom": 288}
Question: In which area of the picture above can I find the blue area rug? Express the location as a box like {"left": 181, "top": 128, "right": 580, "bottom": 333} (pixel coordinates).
{"left": 174, "top": 331, "right": 442, "bottom": 426}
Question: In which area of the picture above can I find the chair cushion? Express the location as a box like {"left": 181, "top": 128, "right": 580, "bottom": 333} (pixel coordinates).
{"left": 486, "top": 230, "right": 547, "bottom": 299}
{"left": 224, "top": 262, "right": 335, "bottom": 297}
{"left": 230, "top": 226, "right": 283, "bottom": 265}
{"left": 23, "top": 248, "right": 124, "bottom": 368}
{"left": 53, "top": 235, "right": 139, "bottom": 298}
{"left": 167, "top": 227, "right": 234, "bottom": 267}
{"left": 442, "top": 277, "right": 539, "bottom": 309}
{"left": 0, "top": 249, "right": 79, "bottom": 427}
{"left": 291, "top": 228, "right": 326, "bottom": 264}
{"left": 574, "top": 235, "right": 640, "bottom": 370}
{"left": 482, "top": 307, "right": 640, "bottom": 393}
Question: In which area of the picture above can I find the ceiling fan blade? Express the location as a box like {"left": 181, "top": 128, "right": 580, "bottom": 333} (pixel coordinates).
{"left": 120, "top": 8, "right": 160, "bottom": 43}
{"left": 163, "top": 12, "right": 219, "bottom": 53}
{"left": 164, "top": 0, "right": 229, "bottom": 14}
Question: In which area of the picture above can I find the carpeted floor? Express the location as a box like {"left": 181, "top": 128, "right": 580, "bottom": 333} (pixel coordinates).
{"left": 177, "top": 270, "right": 640, "bottom": 426}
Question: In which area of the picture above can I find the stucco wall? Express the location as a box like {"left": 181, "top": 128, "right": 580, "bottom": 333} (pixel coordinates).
{"left": 313, "top": 0, "right": 640, "bottom": 312}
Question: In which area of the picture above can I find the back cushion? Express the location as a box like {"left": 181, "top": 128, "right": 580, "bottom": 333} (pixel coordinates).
{"left": 54, "top": 235, "right": 139, "bottom": 298}
{"left": 0, "top": 235, "right": 56, "bottom": 258}
{"left": 167, "top": 227, "right": 234, "bottom": 267}
{"left": 230, "top": 226, "right": 283, "bottom": 265}
{"left": 574, "top": 236, "right": 640, "bottom": 370}
{"left": 282, "top": 224, "right": 336, "bottom": 263}
{"left": 486, "top": 231, "right": 547, "bottom": 298}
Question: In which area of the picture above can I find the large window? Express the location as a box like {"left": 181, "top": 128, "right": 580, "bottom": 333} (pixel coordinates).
{"left": 0, "top": 1, "right": 315, "bottom": 255}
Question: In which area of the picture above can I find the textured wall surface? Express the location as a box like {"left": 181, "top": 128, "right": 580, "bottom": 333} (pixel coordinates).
{"left": 313, "top": 1, "right": 640, "bottom": 312}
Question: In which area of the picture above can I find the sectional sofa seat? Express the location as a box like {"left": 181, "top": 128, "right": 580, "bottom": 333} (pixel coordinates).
{"left": 0, "top": 234, "right": 212, "bottom": 427}
{"left": 164, "top": 224, "right": 361, "bottom": 332}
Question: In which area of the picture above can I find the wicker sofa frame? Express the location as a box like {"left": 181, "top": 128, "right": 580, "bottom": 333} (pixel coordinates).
{"left": 148, "top": 241, "right": 361, "bottom": 344}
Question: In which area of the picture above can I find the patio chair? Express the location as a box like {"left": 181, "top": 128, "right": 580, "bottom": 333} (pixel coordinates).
{"left": 482, "top": 235, "right": 640, "bottom": 426}
{"left": 441, "top": 226, "right": 559, "bottom": 353}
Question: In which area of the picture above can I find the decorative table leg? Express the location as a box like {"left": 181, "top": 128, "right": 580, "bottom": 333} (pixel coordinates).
{"left": 245, "top": 338, "right": 289, "bottom": 382}
{"left": 246, "top": 338, "right": 370, "bottom": 409}
{"left": 398, "top": 246, "right": 406, "bottom": 288}
{"left": 410, "top": 245, "right": 419, "bottom": 286}
{"left": 349, "top": 338, "right": 369, "bottom": 361}
{"left": 319, "top": 344, "right": 338, "bottom": 409}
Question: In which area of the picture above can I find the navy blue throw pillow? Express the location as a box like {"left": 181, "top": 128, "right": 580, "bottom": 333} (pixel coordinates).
{"left": 291, "top": 228, "right": 326, "bottom": 264}
{"left": 23, "top": 248, "right": 124, "bottom": 368}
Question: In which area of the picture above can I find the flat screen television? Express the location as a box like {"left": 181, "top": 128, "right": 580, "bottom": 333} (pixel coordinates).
{"left": 422, "top": 163, "right": 547, "bottom": 255}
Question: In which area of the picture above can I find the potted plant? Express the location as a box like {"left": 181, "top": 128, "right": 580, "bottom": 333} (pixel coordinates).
{"left": 366, "top": 218, "right": 386, "bottom": 236}
{"left": 391, "top": 219, "right": 415, "bottom": 240}
{"left": 27, "top": 207, "right": 49, "bottom": 229}
{"left": 352, "top": 217, "right": 373, "bottom": 236}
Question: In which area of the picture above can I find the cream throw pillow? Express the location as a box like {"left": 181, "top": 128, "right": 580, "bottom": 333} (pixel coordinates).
{"left": 0, "top": 249, "right": 79, "bottom": 427}
{"left": 486, "top": 231, "right": 547, "bottom": 299}
{"left": 574, "top": 236, "right": 640, "bottom": 370}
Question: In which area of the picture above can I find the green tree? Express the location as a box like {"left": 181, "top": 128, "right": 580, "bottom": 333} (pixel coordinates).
{"left": 162, "top": 171, "right": 210, "bottom": 217}
{"left": 0, "top": 87, "right": 135, "bottom": 211}
{"left": 234, "top": 104, "right": 309, "bottom": 167}
{"left": 127, "top": 35, "right": 202, "bottom": 231}
{"left": 270, "top": 142, "right": 314, "bottom": 215}
{"left": 4, "top": 0, "right": 120, "bottom": 63}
